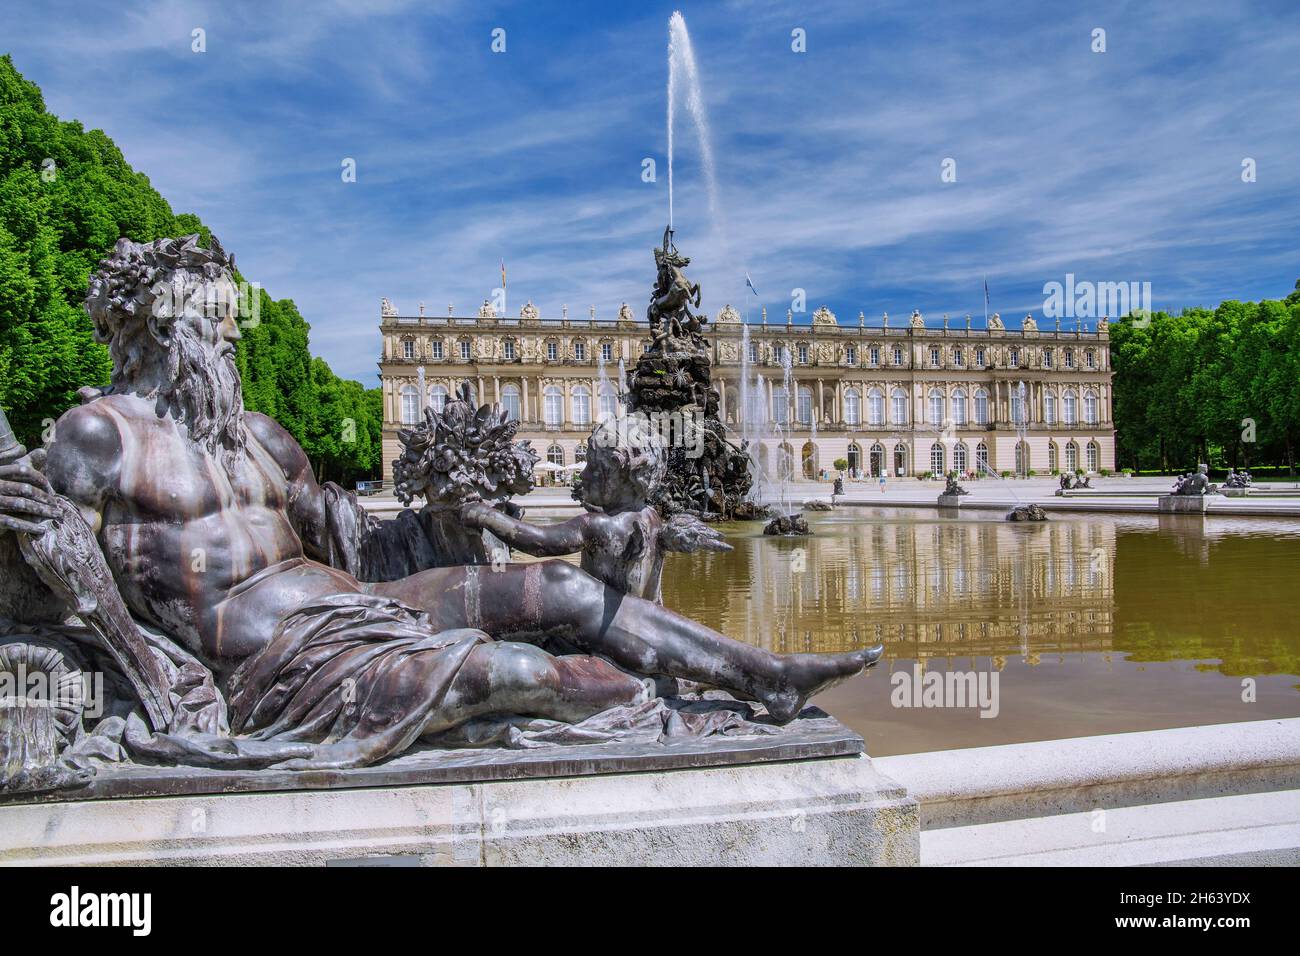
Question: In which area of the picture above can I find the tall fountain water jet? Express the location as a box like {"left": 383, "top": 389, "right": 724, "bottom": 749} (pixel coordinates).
{"left": 667, "top": 12, "right": 730, "bottom": 282}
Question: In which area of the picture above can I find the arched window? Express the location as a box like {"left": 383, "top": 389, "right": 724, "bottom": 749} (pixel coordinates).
{"left": 598, "top": 384, "right": 618, "bottom": 421}
{"left": 868, "top": 387, "right": 884, "bottom": 426}
{"left": 1011, "top": 389, "right": 1025, "bottom": 426}
{"left": 400, "top": 384, "right": 419, "bottom": 425}
{"left": 797, "top": 386, "right": 813, "bottom": 425}
{"left": 893, "top": 442, "right": 908, "bottom": 476}
{"left": 891, "top": 388, "right": 908, "bottom": 425}
{"left": 930, "top": 443, "right": 945, "bottom": 475}
{"left": 547, "top": 444, "right": 565, "bottom": 466}
{"left": 1048, "top": 442, "right": 1058, "bottom": 472}
{"left": 869, "top": 442, "right": 885, "bottom": 477}
{"left": 928, "top": 389, "right": 944, "bottom": 426}
{"left": 1044, "top": 391, "right": 1057, "bottom": 425}
{"left": 846, "top": 442, "right": 861, "bottom": 476}
{"left": 1065, "top": 441, "right": 1079, "bottom": 472}
{"left": 973, "top": 388, "right": 989, "bottom": 426}
{"left": 844, "top": 388, "right": 861, "bottom": 425}
{"left": 572, "top": 385, "right": 592, "bottom": 426}
{"left": 429, "top": 384, "right": 449, "bottom": 413}
{"left": 1087, "top": 441, "right": 1099, "bottom": 472}
{"left": 951, "top": 388, "right": 967, "bottom": 426}
{"left": 772, "top": 386, "right": 789, "bottom": 425}
{"left": 975, "top": 441, "right": 989, "bottom": 475}
{"left": 1083, "top": 390, "right": 1098, "bottom": 425}
{"left": 543, "top": 386, "right": 564, "bottom": 426}
{"left": 1063, "top": 390, "right": 1078, "bottom": 425}
{"left": 501, "top": 383, "right": 521, "bottom": 421}
{"left": 1015, "top": 441, "right": 1029, "bottom": 475}
{"left": 954, "top": 441, "right": 968, "bottom": 473}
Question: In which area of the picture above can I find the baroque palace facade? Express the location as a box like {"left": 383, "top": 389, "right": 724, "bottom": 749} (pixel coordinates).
{"left": 377, "top": 298, "right": 1116, "bottom": 485}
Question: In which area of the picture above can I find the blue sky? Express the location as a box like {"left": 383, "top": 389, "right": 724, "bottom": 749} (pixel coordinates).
{"left": 4, "top": 0, "right": 1299, "bottom": 386}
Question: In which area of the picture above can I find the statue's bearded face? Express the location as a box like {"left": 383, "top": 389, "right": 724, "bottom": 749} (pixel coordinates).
{"left": 149, "top": 272, "right": 246, "bottom": 467}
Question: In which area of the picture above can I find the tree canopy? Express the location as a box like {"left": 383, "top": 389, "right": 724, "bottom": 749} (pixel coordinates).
{"left": 1109, "top": 294, "right": 1300, "bottom": 474}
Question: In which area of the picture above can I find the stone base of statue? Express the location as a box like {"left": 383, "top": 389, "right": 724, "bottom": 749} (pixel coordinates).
{"left": 937, "top": 494, "right": 964, "bottom": 508}
{"left": 1220, "top": 487, "right": 1250, "bottom": 498}
{"left": 0, "top": 717, "right": 918, "bottom": 866}
{"left": 1158, "top": 494, "right": 1211, "bottom": 513}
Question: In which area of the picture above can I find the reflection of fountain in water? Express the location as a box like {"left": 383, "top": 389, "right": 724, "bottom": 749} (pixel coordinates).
{"left": 739, "top": 321, "right": 775, "bottom": 504}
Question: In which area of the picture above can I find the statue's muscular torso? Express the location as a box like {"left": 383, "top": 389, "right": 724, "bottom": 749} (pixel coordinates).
{"left": 44, "top": 395, "right": 360, "bottom": 674}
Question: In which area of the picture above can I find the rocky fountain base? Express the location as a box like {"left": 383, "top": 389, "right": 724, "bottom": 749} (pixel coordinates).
{"left": 763, "top": 512, "right": 811, "bottom": 536}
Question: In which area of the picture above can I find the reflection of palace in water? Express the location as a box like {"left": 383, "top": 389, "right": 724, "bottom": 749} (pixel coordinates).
{"left": 661, "top": 516, "right": 1116, "bottom": 661}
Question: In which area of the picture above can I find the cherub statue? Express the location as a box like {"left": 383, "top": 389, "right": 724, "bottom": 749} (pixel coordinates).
{"left": 460, "top": 417, "right": 730, "bottom": 604}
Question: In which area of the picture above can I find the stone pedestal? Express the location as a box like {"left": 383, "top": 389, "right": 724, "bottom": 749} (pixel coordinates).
{"left": 1158, "top": 495, "right": 1210, "bottom": 513}
{"left": 0, "top": 754, "right": 917, "bottom": 866}
{"left": 937, "top": 494, "right": 963, "bottom": 508}
{"left": 1220, "top": 487, "right": 1250, "bottom": 497}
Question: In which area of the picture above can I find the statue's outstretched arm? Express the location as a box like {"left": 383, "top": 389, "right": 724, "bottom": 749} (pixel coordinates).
{"left": 460, "top": 501, "right": 588, "bottom": 557}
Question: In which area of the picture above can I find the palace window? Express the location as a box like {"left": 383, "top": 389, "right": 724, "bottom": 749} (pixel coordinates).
{"left": 1048, "top": 442, "right": 1058, "bottom": 472}
{"left": 598, "top": 384, "right": 618, "bottom": 420}
{"left": 1044, "top": 391, "right": 1057, "bottom": 425}
{"left": 543, "top": 386, "right": 564, "bottom": 426}
{"left": 928, "top": 389, "right": 944, "bottom": 426}
{"left": 954, "top": 442, "right": 968, "bottom": 473}
{"left": 798, "top": 344, "right": 809, "bottom": 364}
{"left": 869, "top": 346, "right": 881, "bottom": 366}
{"left": 1084, "top": 390, "right": 1098, "bottom": 425}
{"left": 975, "top": 347, "right": 986, "bottom": 367}
{"left": 892, "top": 346, "right": 904, "bottom": 366}
{"left": 797, "top": 386, "right": 813, "bottom": 425}
{"left": 930, "top": 443, "right": 945, "bottom": 475}
{"left": 953, "top": 346, "right": 964, "bottom": 367}
{"left": 601, "top": 342, "right": 613, "bottom": 363}
{"left": 546, "top": 341, "right": 558, "bottom": 362}
{"left": 1008, "top": 347, "right": 1020, "bottom": 368}
{"left": 1043, "top": 348, "right": 1053, "bottom": 368}
{"left": 1065, "top": 441, "right": 1079, "bottom": 472}
{"left": 503, "top": 339, "right": 516, "bottom": 360}
{"left": 430, "top": 340, "right": 444, "bottom": 359}
{"left": 400, "top": 385, "right": 419, "bottom": 424}
{"left": 846, "top": 345, "right": 858, "bottom": 365}
{"left": 1011, "top": 391, "right": 1025, "bottom": 426}
{"left": 975, "top": 442, "right": 989, "bottom": 474}
{"left": 501, "top": 384, "right": 521, "bottom": 421}
{"left": 844, "top": 388, "right": 861, "bottom": 425}
{"left": 460, "top": 340, "right": 472, "bottom": 361}
{"left": 951, "top": 388, "right": 968, "bottom": 426}
{"left": 891, "top": 388, "right": 908, "bottom": 425}
{"left": 1063, "top": 390, "right": 1078, "bottom": 425}
{"left": 1087, "top": 441, "right": 1100, "bottom": 471}
{"left": 429, "top": 384, "right": 449, "bottom": 413}
{"left": 773, "top": 386, "right": 789, "bottom": 425}
{"left": 574, "top": 341, "right": 586, "bottom": 362}
{"left": 1085, "top": 349, "right": 1096, "bottom": 369}
{"left": 974, "top": 388, "right": 989, "bottom": 426}
{"left": 930, "top": 346, "right": 941, "bottom": 367}
{"left": 547, "top": 444, "right": 565, "bottom": 467}
{"left": 868, "top": 387, "right": 884, "bottom": 426}
{"left": 572, "top": 385, "right": 592, "bottom": 426}
{"left": 1064, "top": 349, "right": 1075, "bottom": 369}
{"left": 748, "top": 343, "right": 759, "bottom": 363}
{"left": 402, "top": 339, "right": 415, "bottom": 360}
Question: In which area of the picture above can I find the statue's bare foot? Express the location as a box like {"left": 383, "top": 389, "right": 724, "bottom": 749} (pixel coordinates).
{"left": 759, "top": 644, "right": 884, "bottom": 723}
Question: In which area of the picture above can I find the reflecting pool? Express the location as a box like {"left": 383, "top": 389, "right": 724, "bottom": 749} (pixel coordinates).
{"left": 656, "top": 509, "right": 1300, "bottom": 755}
